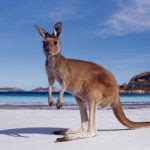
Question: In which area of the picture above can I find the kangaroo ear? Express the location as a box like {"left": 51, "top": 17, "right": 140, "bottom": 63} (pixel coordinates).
{"left": 34, "top": 25, "right": 48, "bottom": 38}
{"left": 53, "top": 22, "right": 62, "bottom": 38}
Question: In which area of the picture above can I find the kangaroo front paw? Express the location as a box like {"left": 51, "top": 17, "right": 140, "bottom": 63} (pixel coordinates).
{"left": 56, "top": 100, "right": 62, "bottom": 109}
{"left": 48, "top": 100, "right": 54, "bottom": 106}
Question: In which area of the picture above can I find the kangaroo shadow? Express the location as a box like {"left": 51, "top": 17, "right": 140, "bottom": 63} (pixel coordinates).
{"left": 0, "top": 127, "right": 67, "bottom": 138}
{"left": 0, "top": 127, "right": 132, "bottom": 138}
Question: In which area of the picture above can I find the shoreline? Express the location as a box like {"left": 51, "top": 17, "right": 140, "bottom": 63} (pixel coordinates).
{"left": 0, "top": 105, "right": 150, "bottom": 110}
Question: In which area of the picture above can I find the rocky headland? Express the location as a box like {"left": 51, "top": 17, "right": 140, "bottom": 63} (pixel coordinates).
{"left": 119, "top": 71, "right": 150, "bottom": 94}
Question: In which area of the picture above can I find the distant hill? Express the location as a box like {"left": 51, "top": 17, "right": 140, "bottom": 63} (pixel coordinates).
{"left": 0, "top": 86, "right": 59, "bottom": 92}
{"left": 31, "top": 86, "right": 59, "bottom": 92}
{"left": 0, "top": 87, "right": 26, "bottom": 92}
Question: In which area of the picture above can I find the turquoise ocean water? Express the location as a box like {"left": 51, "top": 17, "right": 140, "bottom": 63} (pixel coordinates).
{"left": 0, "top": 92, "right": 150, "bottom": 108}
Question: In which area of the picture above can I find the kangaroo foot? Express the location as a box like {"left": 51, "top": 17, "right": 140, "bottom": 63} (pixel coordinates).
{"left": 56, "top": 136, "right": 70, "bottom": 142}
{"left": 55, "top": 132, "right": 96, "bottom": 142}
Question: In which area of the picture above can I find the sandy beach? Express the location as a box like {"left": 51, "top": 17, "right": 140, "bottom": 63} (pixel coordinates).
{"left": 0, "top": 108, "right": 150, "bottom": 150}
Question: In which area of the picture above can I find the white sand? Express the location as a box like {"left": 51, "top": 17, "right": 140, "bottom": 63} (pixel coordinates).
{"left": 0, "top": 108, "right": 150, "bottom": 150}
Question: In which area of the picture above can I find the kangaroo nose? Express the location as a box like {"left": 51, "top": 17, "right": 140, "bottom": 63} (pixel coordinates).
{"left": 45, "top": 48, "right": 49, "bottom": 51}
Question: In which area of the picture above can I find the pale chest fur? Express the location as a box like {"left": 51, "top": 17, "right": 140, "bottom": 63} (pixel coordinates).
{"left": 46, "top": 56, "right": 86, "bottom": 97}
{"left": 45, "top": 56, "right": 63, "bottom": 85}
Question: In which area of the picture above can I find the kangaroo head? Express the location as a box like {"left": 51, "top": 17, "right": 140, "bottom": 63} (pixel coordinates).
{"left": 34, "top": 22, "right": 62, "bottom": 56}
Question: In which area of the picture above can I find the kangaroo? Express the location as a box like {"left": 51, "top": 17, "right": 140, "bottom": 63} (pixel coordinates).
{"left": 34, "top": 22, "right": 150, "bottom": 142}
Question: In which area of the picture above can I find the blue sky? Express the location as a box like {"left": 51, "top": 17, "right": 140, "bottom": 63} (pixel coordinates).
{"left": 0, "top": 0, "right": 150, "bottom": 90}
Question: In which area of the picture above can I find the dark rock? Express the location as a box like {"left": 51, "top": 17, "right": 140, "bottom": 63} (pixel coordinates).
{"left": 119, "top": 83, "right": 128, "bottom": 90}
{"left": 127, "top": 71, "right": 150, "bottom": 91}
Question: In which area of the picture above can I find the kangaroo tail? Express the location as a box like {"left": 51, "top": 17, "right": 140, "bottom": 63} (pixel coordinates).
{"left": 112, "top": 98, "right": 150, "bottom": 128}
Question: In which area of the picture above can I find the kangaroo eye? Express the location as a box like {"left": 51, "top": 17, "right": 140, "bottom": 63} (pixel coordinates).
{"left": 54, "top": 41, "right": 57, "bottom": 45}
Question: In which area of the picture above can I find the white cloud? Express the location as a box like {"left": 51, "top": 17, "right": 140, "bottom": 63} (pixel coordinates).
{"left": 98, "top": 0, "right": 150, "bottom": 37}
{"left": 49, "top": 0, "right": 83, "bottom": 21}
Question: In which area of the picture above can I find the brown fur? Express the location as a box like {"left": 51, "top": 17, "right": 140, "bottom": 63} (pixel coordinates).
{"left": 34, "top": 22, "right": 150, "bottom": 142}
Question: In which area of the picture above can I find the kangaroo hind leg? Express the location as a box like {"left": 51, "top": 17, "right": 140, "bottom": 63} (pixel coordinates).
{"left": 56, "top": 99, "right": 98, "bottom": 142}
{"left": 53, "top": 97, "right": 88, "bottom": 135}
